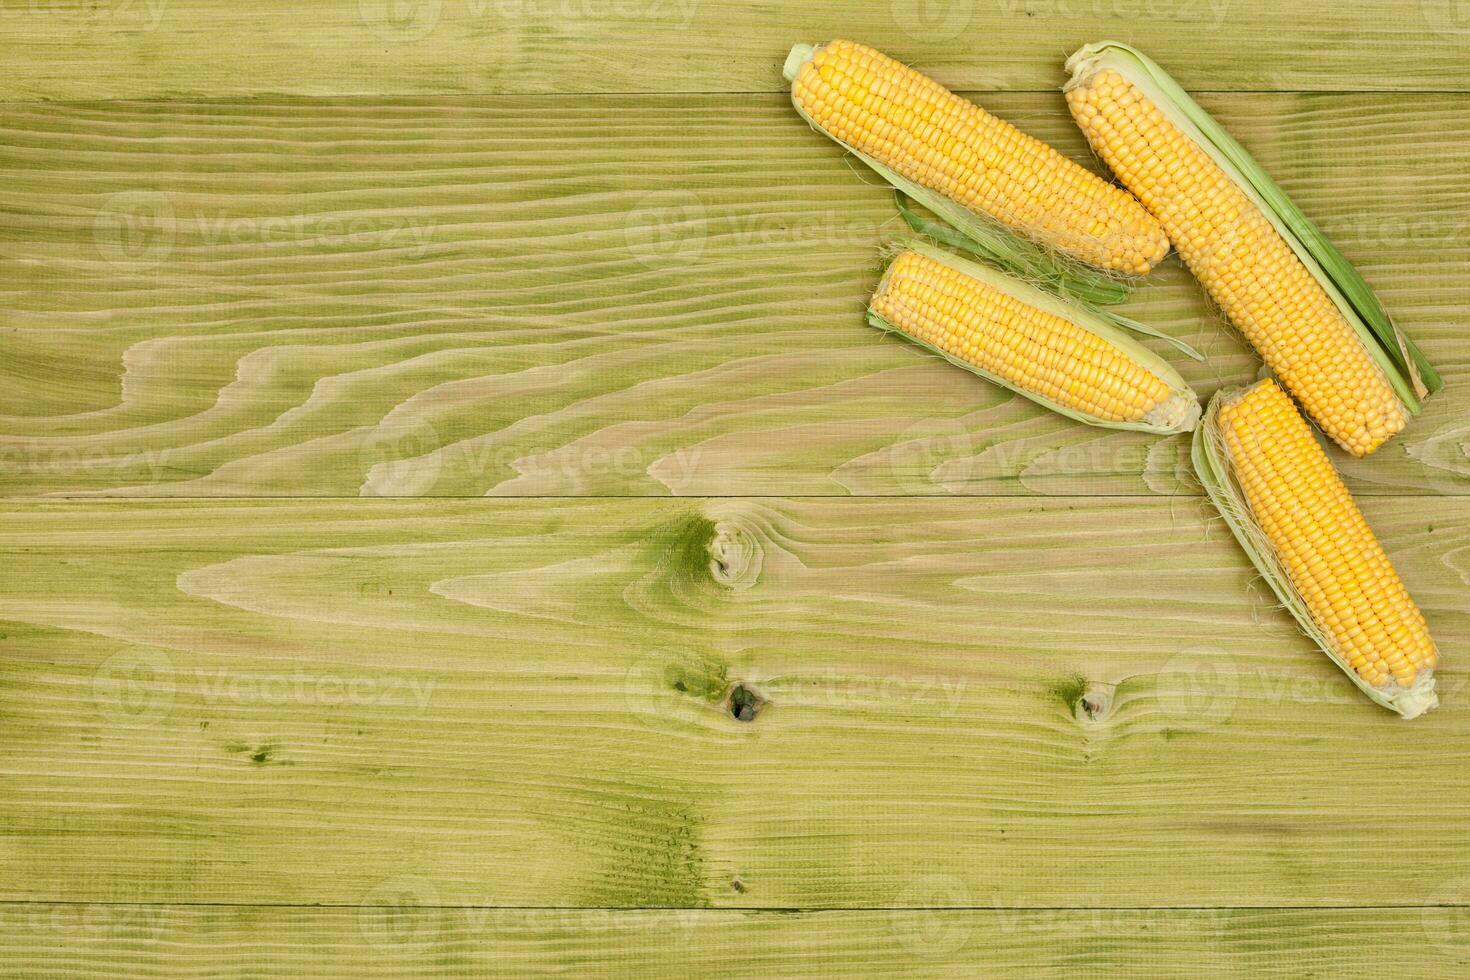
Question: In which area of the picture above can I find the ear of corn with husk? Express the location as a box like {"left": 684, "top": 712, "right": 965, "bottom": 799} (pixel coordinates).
{"left": 784, "top": 39, "right": 1170, "bottom": 305}
{"left": 870, "top": 241, "right": 1200, "bottom": 434}
{"left": 1065, "top": 41, "right": 1440, "bottom": 457}
{"left": 1193, "top": 378, "right": 1439, "bottom": 718}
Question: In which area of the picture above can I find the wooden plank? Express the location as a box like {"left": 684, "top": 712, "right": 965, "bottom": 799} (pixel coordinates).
{"left": 1, "top": 497, "right": 1465, "bottom": 908}
{"left": 2, "top": 1, "right": 1470, "bottom": 99}
{"left": 1, "top": 93, "right": 1466, "bottom": 497}
{"left": 1, "top": 905, "right": 1465, "bottom": 978}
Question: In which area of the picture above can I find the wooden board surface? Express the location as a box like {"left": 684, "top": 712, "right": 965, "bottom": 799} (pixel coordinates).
{"left": 4, "top": 906, "right": 1467, "bottom": 978}
{"left": 5, "top": 1, "right": 1470, "bottom": 99}
{"left": 2, "top": 94, "right": 1467, "bottom": 497}
{"left": 3, "top": 0, "right": 1468, "bottom": 974}
{"left": 2, "top": 498, "right": 1468, "bottom": 910}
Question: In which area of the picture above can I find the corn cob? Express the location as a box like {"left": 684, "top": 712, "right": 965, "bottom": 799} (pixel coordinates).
{"left": 871, "top": 243, "right": 1199, "bottom": 433}
{"left": 1065, "top": 42, "right": 1440, "bottom": 457}
{"left": 1194, "top": 378, "right": 1439, "bottom": 718}
{"left": 784, "top": 40, "right": 1169, "bottom": 291}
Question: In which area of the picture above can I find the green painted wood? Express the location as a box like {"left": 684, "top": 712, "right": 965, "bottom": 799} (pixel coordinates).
{"left": 1, "top": 498, "right": 1466, "bottom": 909}
{"left": 2, "top": 94, "right": 1466, "bottom": 496}
{"left": 2, "top": 1, "right": 1470, "bottom": 99}
{"left": 1, "top": 905, "right": 1466, "bottom": 978}
{"left": 5, "top": 0, "right": 1469, "bottom": 971}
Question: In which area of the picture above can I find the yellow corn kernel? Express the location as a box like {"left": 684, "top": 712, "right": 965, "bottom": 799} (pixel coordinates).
{"left": 791, "top": 40, "right": 1169, "bottom": 275}
{"left": 872, "top": 249, "right": 1179, "bottom": 425}
{"left": 1216, "top": 380, "right": 1436, "bottom": 691}
{"left": 1066, "top": 68, "right": 1406, "bottom": 457}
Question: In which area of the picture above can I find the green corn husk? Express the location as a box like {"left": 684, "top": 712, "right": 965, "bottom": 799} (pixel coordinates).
{"left": 871, "top": 240, "right": 1201, "bottom": 435}
{"left": 890, "top": 191, "right": 1131, "bottom": 306}
{"left": 1066, "top": 41, "right": 1440, "bottom": 418}
{"left": 783, "top": 42, "right": 1137, "bottom": 307}
{"left": 1192, "top": 381, "right": 1439, "bottom": 719}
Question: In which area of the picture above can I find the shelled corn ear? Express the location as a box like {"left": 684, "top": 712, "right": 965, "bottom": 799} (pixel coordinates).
{"left": 784, "top": 40, "right": 1169, "bottom": 301}
{"left": 871, "top": 242, "right": 1199, "bottom": 433}
{"left": 1193, "top": 378, "right": 1439, "bottom": 718}
{"left": 1065, "top": 41, "right": 1440, "bottom": 457}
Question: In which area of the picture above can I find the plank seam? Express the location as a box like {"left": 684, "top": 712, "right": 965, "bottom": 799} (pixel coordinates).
{"left": 0, "top": 493, "right": 1458, "bottom": 501}
{"left": 5, "top": 89, "right": 1470, "bottom": 105}
{"left": 0, "top": 901, "right": 1466, "bottom": 911}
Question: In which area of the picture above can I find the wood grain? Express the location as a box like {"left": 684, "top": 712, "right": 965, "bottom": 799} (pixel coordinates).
{"left": 6, "top": 0, "right": 1470, "bottom": 971}
{"left": 3, "top": 0, "right": 1470, "bottom": 99}
{"left": 2, "top": 497, "right": 1466, "bottom": 909}
{"left": 2, "top": 94, "right": 1466, "bottom": 497}
{"left": 2, "top": 905, "right": 1466, "bottom": 978}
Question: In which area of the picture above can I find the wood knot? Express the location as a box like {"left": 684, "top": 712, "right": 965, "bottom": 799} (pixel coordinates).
{"left": 1074, "top": 683, "right": 1115, "bottom": 726}
{"left": 727, "top": 683, "right": 765, "bottom": 722}
{"left": 707, "top": 519, "right": 762, "bottom": 591}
